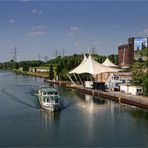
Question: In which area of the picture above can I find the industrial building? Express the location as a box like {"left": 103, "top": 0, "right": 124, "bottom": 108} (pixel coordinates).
{"left": 118, "top": 37, "right": 148, "bottom": 67}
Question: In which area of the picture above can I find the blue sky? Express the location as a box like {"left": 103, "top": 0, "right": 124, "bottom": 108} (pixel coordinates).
{"left": 134, "top": 37, "right": 147, "bottom": 50}
{"left": 0, "top": 0, "right": 148, "bottom": 62}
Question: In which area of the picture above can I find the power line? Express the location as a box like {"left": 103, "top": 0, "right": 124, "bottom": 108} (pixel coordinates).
{"left": 91, "top": 45, "right": 96, "bottom": 55}
{"left": 53, "top": 49, "right": 60, "bottom": 58}
{"left": 62, "top": 48, "right": 65, "bottom": 57}
{"left": 38, "top": 54, "right": 42, "bottom": 61}
{"left": 44, "top": 55, "right": 48, "bottom": 62}
{"left": 10, "top": 45, "right": 19, "bottom": 62}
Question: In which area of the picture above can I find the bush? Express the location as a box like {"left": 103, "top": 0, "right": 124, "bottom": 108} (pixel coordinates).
{"left": 143, "top": 73, "right": 148, "bottom": 96}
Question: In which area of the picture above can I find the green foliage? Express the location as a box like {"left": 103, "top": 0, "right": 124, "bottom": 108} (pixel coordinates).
{"left": 136, "top": 48, "right": 148, "bottom": 57}
{"left": 22, "top": 64, "right": 29, "bottom": 71}
{"left": 14, "top": 62, "right": 19, "bottom": 69}
{"left": 0, "top": 63, "right": 2, "bottom": 69}
{"left": 107, "top": 54, "right": 118, "bottom": 65}
{"left": 55, "top": 64, "right": 62, "bottom": 80}
{"left": 49, "top": 65, "right": 54, "bottom": 80}
{"left": 58, "top": 69, "right": 69, "bottom": 81}
{"left": 131, "top": 61, "right": 148, "bottom": 96}
{"left": 19, "top": 60, "right": 45, "bottom": 68}
{"left": 0, "top": 53, "right": 118, "bottom": 81}
{"left": 18, "top": 60, "right": 45, "bottom": 71}
{"left": 0, "top": 61, "right": 18, "bottom": 70}
{"left": 131, "top": 62, "right": 145, "bottom": 85}
{"left": 142, "top": 73, "right": 148, "bottom": 96}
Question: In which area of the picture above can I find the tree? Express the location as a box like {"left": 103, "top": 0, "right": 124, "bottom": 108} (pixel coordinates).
{"left": 49, "top": 65, "right": 54, "bottom": 80}
{"left": 131, "top": 61, "right": 148, "bottom": 96}
{"left": 142, "top": 73, "right": 148, "bottom": 96}
{"left": 108, "top": 54, "right": 118, "bottom": 65}
{"left": 55, "top": 64, "right": 63, "bottom": 80}
{"left": 131, "top": 62, "right": 144, "bottom": 85}
{"left": 14, "top": 62, "right": 19, "bottom": 70}
{"left": 22, "top": 63, "right": 29, "bottom": 71}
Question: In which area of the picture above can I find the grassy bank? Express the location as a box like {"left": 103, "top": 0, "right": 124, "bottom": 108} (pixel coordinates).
{"left": 14, "top": 70, "right": 49, "bottom": 78}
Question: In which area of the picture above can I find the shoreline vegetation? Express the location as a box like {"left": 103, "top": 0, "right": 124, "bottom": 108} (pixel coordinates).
{"left": 0, "top": 53, "right": 148, "bottom": 97}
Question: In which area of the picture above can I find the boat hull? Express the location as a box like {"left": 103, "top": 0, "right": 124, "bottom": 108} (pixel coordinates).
{"left": 38, "top": 96, "right": 62, "bottom": 112}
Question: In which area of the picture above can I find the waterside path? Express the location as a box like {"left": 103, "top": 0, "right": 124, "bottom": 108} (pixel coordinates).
{"left": 44, "top": 80, "right": 148, "bottom": 110}
{"left": 14, "top": 70, "right": 148, "bottom": 110}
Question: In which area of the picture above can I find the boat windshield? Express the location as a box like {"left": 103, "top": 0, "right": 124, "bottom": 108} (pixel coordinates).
{"left": 47, "top": 91, "right": 58, "bottom": 95}
{"left": 43, "top": 96, "right": 59, "bottom": 103}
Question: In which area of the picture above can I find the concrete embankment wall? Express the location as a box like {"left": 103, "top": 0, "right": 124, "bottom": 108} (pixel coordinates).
{"left": 44, "top": 80, "right": 148, "bottom": 110}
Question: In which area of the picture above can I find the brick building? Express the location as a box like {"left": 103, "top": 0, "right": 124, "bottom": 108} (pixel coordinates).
{"left": 118, "top": 37, "right": 135, "bottom": 67}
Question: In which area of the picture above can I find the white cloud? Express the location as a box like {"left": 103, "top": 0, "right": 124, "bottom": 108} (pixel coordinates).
{"left": 9, "top": 19, "right": 15, "bottom": 24}
{"left": 70, "top": 26, "right": 80, "bottom": 31}
{"left": 32, "top": 9, "right": 43, "bottom": 15}
{"left": 27, "top": 31, "right": 45, "bottom": 36}
{"left": 68, "top": 26, "right": 81, "bottom": 37}
{"left": 27, "top": 25, "right": 47, "bottom": 37}
{"left": 68, "top": 32, "right": 75, "bottom": 37}
{"left": 74, "top": 40, "right": 87, "bottom": 48}
{"left": 93, "top": 40, "right": 100, "bottom": 45}
{"left": 31, "top": 25, "right": 46, "bottom": 30}
{"left": 138, "top": 28, "right": 148, "bottom": 36}
{"left": 112, "top": 24, "right": 120, "bottom": 29}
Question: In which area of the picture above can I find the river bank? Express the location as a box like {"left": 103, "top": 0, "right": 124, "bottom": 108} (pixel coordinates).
{"left": 14, "top": 70, "right": 148, "bottom": 110}
{"left": 14, "top": 70, "right": 49, "bottom": 78}
{"left": 44, "top": 79, "right": 148, "bottom": 110}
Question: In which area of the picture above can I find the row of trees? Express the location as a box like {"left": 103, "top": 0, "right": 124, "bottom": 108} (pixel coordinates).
{"left": 0, "top": 60, "right": 45, "bottom": 71}
{"left": 47, "top": 54, "right": 118, "bottom": 80}
{"left": 0, "top": 53, "right": 117, "bottom": 81}
{"left": 0, "top": 53, "right": 148, "bottom": 96}
{"left": 130, "top": 61, "right": 148, "bottom": 96}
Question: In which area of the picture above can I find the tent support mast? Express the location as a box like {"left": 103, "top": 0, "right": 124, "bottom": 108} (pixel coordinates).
{"left": 73, "top": 74, "right": 79, "bottom": 83}
{"left": 90, "top": 74, "right": 93, "bottom": 81}
{"left": 77, "top": 74, "right": 84, "bottom": 86}
{"left": 67, "top": 74, "right": 76, "bottom": 85}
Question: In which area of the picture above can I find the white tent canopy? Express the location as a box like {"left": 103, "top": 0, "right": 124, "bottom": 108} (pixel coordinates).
{"left": 69, "top": 55, "right": 119, "bottom": 75}
{"left": 102, "top": 58, "right": 117, "bottom": 67}
{"left": 69, "top": 54, "right": 87, "bottom": 74}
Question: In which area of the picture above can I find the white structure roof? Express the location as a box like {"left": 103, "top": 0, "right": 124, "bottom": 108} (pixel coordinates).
{"left": 102, "top": 58, "right": 117, "bottom": 67}
{"left": 69, "top": 54, "right": 87, "bottom": 74}
{"left": 69, "top": 55, "right": 119, "bottom": 75}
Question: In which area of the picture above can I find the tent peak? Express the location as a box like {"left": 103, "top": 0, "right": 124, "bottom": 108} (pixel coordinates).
{"left": 102, "top": 58, "right": 117, "bottom": 67}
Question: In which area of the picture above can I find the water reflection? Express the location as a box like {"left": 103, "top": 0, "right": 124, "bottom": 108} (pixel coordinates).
{"left": 0, "top": 70, "right": 148, "bottom": 147}
{"left": 40, "top": 109, "right": 61, "bottom": 134}
{"left": 125, "top": 107, "right": 148, "bottom": 120}
{"left": 75, "top": 93, "right": 107, "bottom": 114}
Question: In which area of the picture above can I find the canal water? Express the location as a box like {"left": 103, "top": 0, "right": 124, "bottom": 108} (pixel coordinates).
{"left": 0, "top": 70, "right": 148, "bottom": 147}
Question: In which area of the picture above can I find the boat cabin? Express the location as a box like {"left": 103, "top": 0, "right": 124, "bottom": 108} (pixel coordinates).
{"left": 42, "top": 96, "right": 60, "bottom": 106}
{"left": 40, "top": 88, "right": 59, "bottom": 96}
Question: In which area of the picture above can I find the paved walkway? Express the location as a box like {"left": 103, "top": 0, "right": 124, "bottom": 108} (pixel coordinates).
{"left": 103, "top": 91, "right": 148, "bottom": 105}
{"left": 44, "top": 80, "right": 148, "bottom": 109}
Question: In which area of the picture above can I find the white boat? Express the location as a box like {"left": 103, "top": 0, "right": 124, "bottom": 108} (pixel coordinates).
{"left": 38, "top": 86, "right": 63, "bottom": 112}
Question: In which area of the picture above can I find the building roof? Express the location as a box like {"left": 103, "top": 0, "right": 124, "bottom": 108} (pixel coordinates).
{"left": 69, "top": 54, "right": 87, "bottom": 74}
{"left": 69, "top": 55, "right": 119, "bottom": 75}
{"left": 102, "top": 58, "right": 117, "bottom": 67}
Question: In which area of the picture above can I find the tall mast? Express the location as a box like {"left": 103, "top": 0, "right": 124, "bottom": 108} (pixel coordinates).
{"left": 11, "top": 45, "right": 18, "bottom": 62}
